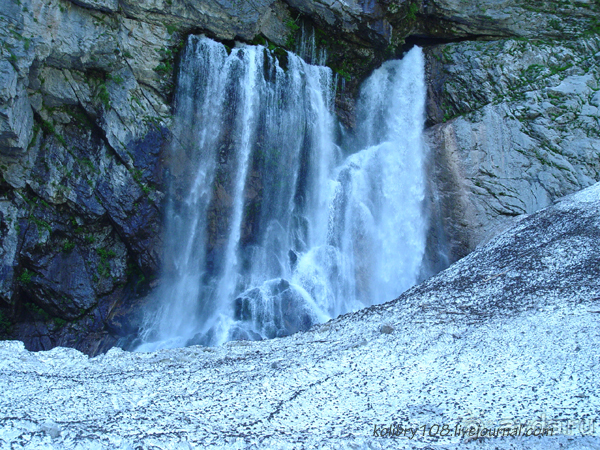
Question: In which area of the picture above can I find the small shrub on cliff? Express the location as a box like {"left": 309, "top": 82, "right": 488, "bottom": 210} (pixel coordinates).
{"left": 0, "top": 311, "right": 11, "bottom": 334}
{"left": 285, "top": 17, "right": 301, "bottom": 33}
{"left": 25, "top": 302, "right": 49, "bottom": 321}
{"left": 406, "top": 3, "right": 419, "bottom": 21}
{"left": 285, "top": 16, "right": 301, "bottom": 48}
{"left": 108, "top": 73, "right": 124, "bottom": 84}
{"left": 40, "top": 119, "right": 67, "bottom": 146}
{"left": 96, "top": 248, "right": 117, "bottom": 278}
{"left": 97, "top": 248, "right": 117, "bottom": 259}
{"left": 154, "top": 62, "right": 172, "bottom": 76}
{"left": 97, "top": 83, "right": 111, "bottom": 108}
{"left": 53, "top": 317, "right": 67, "bottom": 328}
{"left": 18, "top": 269, "right": 33, "bottom": 285}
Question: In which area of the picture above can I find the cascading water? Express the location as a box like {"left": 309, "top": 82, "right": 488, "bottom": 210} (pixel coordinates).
{"left": 134, "top": 35, "right": 427, "bottom": 351}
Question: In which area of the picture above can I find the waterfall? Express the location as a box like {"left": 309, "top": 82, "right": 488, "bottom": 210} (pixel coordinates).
{"left": 134, "top": 36, "right": 427, "bottom": 351}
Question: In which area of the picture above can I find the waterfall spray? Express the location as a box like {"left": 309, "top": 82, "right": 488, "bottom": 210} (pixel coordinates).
{"left": 135, "top": 36, "right": 427, "bottom": 351}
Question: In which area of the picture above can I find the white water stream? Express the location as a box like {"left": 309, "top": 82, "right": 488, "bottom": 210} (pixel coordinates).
{"left": 135, "top": 36, "right": 427, "bottom": 351}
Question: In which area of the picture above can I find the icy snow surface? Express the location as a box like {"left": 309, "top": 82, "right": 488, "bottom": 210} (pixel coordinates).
{"left": 1, "top": 183, "right": 600, "bottom": 449}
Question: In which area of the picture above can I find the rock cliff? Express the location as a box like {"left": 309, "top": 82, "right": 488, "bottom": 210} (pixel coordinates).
{"left": 0, "top": 0, "right": 599, "bottom": 353}
{"left": 425, "top": 34, "right": 600, "bottom": 261}
{"left": 1, "top": 180, "right": 599, "bottom": 449}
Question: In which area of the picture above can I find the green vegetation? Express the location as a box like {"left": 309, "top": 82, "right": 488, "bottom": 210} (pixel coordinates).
{"left": 53, "top": 317, "right": 67, "bottom": 328}
{"left": 335, "top": 67, "right": 351, "bottom": 82}
{"left": 29, "top": 215, "right": 52, "bottom": 236}
{"left": 285, "top": 17, "right": 301, "bottom": 33}
{"left": 108, "top": 73, "right": 124, "bottom": 84}
{"left": 549, "top": 18, "right": 562, "bottom": 30}
{"left": 406, "top": 2, "right": 419, "bottom": 21}
{"left": 18, "top": 269, "right": 33, "bottom": 285}
{"left": 523, "top": 64, "right": 544, "bottom": 81}
{"left": 97, "top": 248, "right": 117, "bottom": 259}
{"left": 71, "top": 217, "right": 84, "bottom": 235}
{"left": 158, "top": 46, "right": 175, "bottom": 60}
{"left": 549, "top": 62, "right": 573, "bottom": 76}
{"left": 97, "top": 83, "right": 111, "bottom": 108}
{"left": 0, "top": 311, "right": 11, "bottom": 334}
{"left": 441, "top": 46, "right": 454, "bottom": 64}
{"left": 97, "top": 248, "right": 117, "bottom": 278}
{"left": 154, "top": 61, "right": 173, "bottom": 76}
{"left": 25, "top": 302, "right": 49, "bottom": 320}
{"left": 587, "top": 16, "right": 600, "bottom": 35}
{"left": 285, "top": 15, "right": 301, "bottom": 48}
{"left": 126, "top": 262, "right": 147, "bottom": 291}
{"left": 130, "top": 167, "right": 155, "bottom": 196}
{"left": 63, "top": 241, "right": 75, "bottom": 253}
{"left": 153, "top": 42, "right": 181, "bottom": 95}
{"left": 65, "top": 107, "right": 94, "bottom": 131}
{"left": 40, "top": 119, "right": 67, "bottom": 146}
{"left": 8, "top": 53, "right": 17, "bottom": 68}
{"left": 131, "top": 168, "right": 143, "bottom": 183}
{"left": 79, "top": 157, "right": 98, "bottom": 174}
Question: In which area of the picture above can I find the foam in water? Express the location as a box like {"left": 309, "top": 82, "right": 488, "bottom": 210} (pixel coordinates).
{"left": 134, "top": 36, "right": 427, "bottom": 351}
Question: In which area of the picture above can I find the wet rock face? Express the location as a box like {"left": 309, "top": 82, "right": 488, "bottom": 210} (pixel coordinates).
{"left": 0, "top": 0, "right": 178, "bottom": 353}
{"left": 0, "top": 114, "right": 165, "bottom": 354}
{"left": 233, "top": 278, "right": 316, "bottom": 339}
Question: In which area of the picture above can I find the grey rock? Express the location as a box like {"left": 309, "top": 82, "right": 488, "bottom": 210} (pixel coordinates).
{"left": 419, "top": 0, "right": 600, "bottom": 40}
{"left": 0, "top": 61, "right": 33, "bottom": 156}
{"left": 39, "top": 67, "right": 81, "bottom": 108}
{"left": 23, "top": 249, "right": 97, "bottom": 319}
{"left": 233, "top": 278, "right": 317, "bottom": 339}
{"left": 379, "top": 323, "right": 393, "bottom": 334}
{"left": 68, "top": 0, "right": 119, "bottom": 13}
{"left": 0, "top": 105, "right": 161, "bottom": 352}
{"left": 425, "top": 37, "right": 600, "bottom": 261}
{"left": 40, "top": 420, "right": 61, "bottom": 439}
{"left": 1, "top": 182, "right": 600, "bottom": 448}
{"left": 285, "top": 0, "right": 393, "bottom": 44}
{"left": 95, "top": 139, "right": 163, "bottom": 274}
{"left": 258, "top": 0, "right": 295, "bottom": 46}
{"left": 99, "top": 68, "right": 170, "bottom": 163}
{"left": 119, "top": 0, "right": 277, "bottom": 41}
